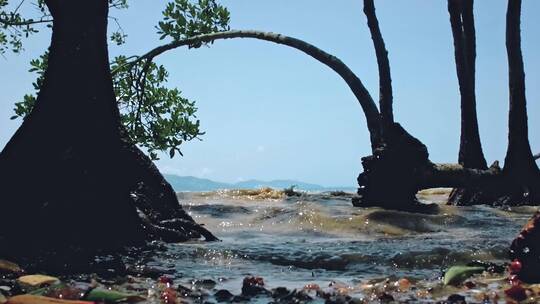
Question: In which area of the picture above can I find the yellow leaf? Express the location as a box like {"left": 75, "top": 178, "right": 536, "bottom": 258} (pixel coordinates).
{"left": 17, "top": 275, "right": 59, "bottom": 287}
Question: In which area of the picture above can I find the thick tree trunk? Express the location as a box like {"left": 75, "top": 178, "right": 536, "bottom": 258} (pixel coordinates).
{"left": 0, "top": 0, "right": 214, "bottom": 263}
{"left": 447, "top": 0, "right": 487, "bottom": 170}
{"left": 507, "top": 1, "right": 540, "bottom": 282}
{"left": 446, "top": 0, "right": 490, "bottom": 205}
{"left": 504, "top": 0, "right": 539, "bottom": 181}
{"left": 352, "top": 123, "right": 437, "bottom": 212}
{"left": 498, "top": 0, "right": 540, "bottom": 207}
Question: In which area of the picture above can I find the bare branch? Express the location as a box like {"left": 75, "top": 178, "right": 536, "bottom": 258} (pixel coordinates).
{"left": 363, "top": 0, "right": 393, "bottom": 127}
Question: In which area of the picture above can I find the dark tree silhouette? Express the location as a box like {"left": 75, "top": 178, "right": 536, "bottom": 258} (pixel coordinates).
{"left": 447, "top": 0, "right": 487, "bottom": 170}
{"left": 0, "top": 0, "right": 216, "bottom": 262}
{"left": 502, "top": 0, "right": 540, "bottom": 204}
{"left": 506, "top": 0, "right": 540, "bottom": 282}
{"left": 363, "top": 0, "right": 393, "bottom": 129}
{"left": 446, "top": 0, "right": 490, "bottom": 205}
{"left": 352, "top": 0, "right": 434, "bottom": 211}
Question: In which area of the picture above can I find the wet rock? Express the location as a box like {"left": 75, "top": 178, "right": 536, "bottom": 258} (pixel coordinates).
{"left": 377, "top": 292, "right": 394, "bottom": 303}
{"left": 273, "top": 289, "right": 312, "bottom": 303}
{"left": 241, "top": 276, "right": 268, "bottom": 297}
{"left": 444, "top": 294, "right": 467, "bottom": 304}
{"left": 291, "top": 290, "right": 312, "bottom": 302}
{"left": 510, "top": 211, "right": 540, "bottom": 282}
{"left": 231, "top": 295, "right": 249, "bottom": 302}
{"left": 126, "top": 265, "right": 173, "bottom": 279}
{"left": 271, "top": 287, "right": 289, "bottom": 298}
{"left": 193, "top": 279, "right": 217, "bottom": 290}
{"left": 176, "top": 284, "right": 192, "bottom": 297}
{"left": 214, "top": 289, "right": 233, "bottom": 302}
{"left": 445, "top": 294, "right": 466, "bottom": 304}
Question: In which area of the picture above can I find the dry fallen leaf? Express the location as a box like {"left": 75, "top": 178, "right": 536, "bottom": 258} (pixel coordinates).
{"left": 17, "top": 275, "right": 59, "bottom": 287}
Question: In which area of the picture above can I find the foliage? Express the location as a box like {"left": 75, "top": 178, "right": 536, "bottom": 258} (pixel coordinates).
{"left": 112, "top": 56, "right": 204, "bottom": 159}
{"left": 158, "top": 0, "right": 230, "bottom": 43}
{"left": 0, "top": 0, "right": 130, "bottom": 53}
{"left": 0, "top": 0, "right": 46, "bottom": 54}
{"left": 11, "top": 51, "right": 47, "bottom": 119}
{"left": 4, "top": 0, "right": 231, "bottom": 159}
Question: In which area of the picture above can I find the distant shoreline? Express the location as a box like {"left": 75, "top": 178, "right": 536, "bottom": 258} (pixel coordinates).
{"left": 164, "top": 174, "right": 356, "bottom": 192}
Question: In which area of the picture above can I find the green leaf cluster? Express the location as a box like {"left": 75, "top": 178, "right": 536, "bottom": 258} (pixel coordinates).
{"left": 157, "top": 0, "right": 230, "bottom": 45}
{"left": 11, "top": 51, "right": 47, "bottom": 119}
{"left": 112, "top": 56, "right": 204, "bottom": 160}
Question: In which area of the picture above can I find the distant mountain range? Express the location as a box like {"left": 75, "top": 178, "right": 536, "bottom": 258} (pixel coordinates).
{"left": 163, "top": 174, "right": 355, "bottom": 192}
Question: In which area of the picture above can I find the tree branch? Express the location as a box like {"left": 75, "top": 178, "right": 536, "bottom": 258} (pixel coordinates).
{"left": 420, "top": 162, "right": 502, "bottom": 189}
{"left": 123, "top": 30, "right": 383, "bottom": 149}
{"left": 363, "top": 0, "right": 393, "bottom": 127}
{"left": 0, "top": 17, "right": 52, "bottom": 26}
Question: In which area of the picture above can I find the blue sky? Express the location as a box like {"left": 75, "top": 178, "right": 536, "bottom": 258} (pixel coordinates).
{"left": 0, "top": 1, "right": 539, "bottom": 187}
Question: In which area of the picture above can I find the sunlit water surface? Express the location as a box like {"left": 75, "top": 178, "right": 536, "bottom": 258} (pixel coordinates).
{"left": 142, "top": 189, "right": 533, "bottom": 297}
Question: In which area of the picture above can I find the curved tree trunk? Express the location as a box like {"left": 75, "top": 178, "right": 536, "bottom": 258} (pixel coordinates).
{"left": 131, "top": 27, "right": 538, "bottom": 212}
{"left": 0, "top": 0, "right": 215, "bottom": 264}
{"left": 129, "top": 30, "right": 383, "bottom": 150}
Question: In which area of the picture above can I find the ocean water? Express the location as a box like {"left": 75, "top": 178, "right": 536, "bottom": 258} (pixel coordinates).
{"left": 139, "top": 188, "right": 533, "bottom": 298}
